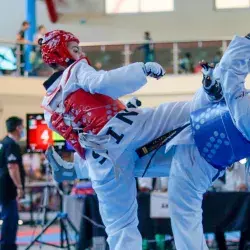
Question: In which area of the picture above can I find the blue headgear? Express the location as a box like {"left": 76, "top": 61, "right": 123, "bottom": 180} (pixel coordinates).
{"left": 201, "top": 62, "right": 223, "bottom": 102}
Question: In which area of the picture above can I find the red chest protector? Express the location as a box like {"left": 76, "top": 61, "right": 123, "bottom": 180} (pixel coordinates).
{"left": 49, "top": 89, "right": 125, "bottom": 159}
{"left": 43, "top": 60, "right": 125, "bottom": 159}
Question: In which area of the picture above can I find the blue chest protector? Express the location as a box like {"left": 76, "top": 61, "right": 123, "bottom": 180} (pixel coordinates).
{"left": 190, "top": 102, "right": 250, "bottom": 170}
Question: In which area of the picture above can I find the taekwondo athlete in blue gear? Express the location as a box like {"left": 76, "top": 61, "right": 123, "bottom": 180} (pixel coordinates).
{"left": 168, "top": 35, "right": 250, "bottom": 250}
{"left": 45, "top": 34, "right": 250, "bottom": 250}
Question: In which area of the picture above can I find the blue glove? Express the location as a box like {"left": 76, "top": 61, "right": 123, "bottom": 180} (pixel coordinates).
{"left": 200, "top": 61, "right": 223, "bottom": 102}
{"left": 144, "top": 62, "right": 165, "bottom": 79}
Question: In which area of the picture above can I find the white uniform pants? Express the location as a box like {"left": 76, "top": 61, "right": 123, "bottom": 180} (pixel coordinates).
{"left": 168, "top": 144, "right": 221, "bottom": 250}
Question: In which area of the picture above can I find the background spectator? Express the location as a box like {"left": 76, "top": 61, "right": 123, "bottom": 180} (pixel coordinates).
{"left": 136, "top": 31, "right": 155, "bottom": 63}
{"left": 16, "top": 21, "right": 30, "bottom": 76}
{"left": 213, "top": 50, "right": 222, "bottom": 66}
{"left": 179, "top": 52, "right": 194, "bottom": 73}
{"left": 31, "top": 25, "right": 47, "bottom": 74}
{"left": 34, "top": 25, "right": 46, "bottom": 44}
{"left": 0, "top": 116, "right": 25, "bottom": 250}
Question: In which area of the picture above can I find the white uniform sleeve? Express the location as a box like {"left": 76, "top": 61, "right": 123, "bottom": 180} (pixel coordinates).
{"left": 75, "top": 61, "right": 147, "bottom": 99}
{"left": 214, "top": 36, "right": 250, "bottom": 140}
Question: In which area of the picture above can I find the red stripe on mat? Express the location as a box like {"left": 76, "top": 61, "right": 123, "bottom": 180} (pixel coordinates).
{"left": 18, "top": 227, "right": 60, "bottom": 237}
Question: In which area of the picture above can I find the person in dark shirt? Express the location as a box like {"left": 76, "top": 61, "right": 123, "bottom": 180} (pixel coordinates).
{"left": 213, "top": 51, "right": 222, "bottom": 66}
{"left": 136, "top": 31, "right": 155, "bottom": 63}
{"left": 179, "top": 52, "right": 194, "bottom": 73}
{"left": 16, "top": 21, "right": 30, "bottom": 76}
{"left": 0, "top": 116, "right": 26, "bottom": 250}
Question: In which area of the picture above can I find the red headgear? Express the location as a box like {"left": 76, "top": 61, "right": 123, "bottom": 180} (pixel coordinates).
{"left": 40, "top": 30, "right": 80, "bottom": 67}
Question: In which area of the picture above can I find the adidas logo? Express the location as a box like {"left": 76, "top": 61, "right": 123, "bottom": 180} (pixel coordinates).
{"left": 8, "top": 154, "right": 17, "bottom": 161}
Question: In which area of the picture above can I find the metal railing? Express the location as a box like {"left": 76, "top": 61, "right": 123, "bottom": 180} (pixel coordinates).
{"left": 0, "top": 38, "right": 230, "bottom": 77}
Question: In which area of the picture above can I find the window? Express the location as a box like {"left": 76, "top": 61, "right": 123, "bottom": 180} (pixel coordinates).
{"left": 140, "top": 0, "right": 174, "bottom": 12}
{"left": 215, "top": 0, "right": 250, "bottom": 9}
{"left": 105, "top": 0, "right": 174, "bottom": 14}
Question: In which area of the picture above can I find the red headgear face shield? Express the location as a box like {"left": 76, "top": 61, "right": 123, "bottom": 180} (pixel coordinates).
{"left": 40, "top": 30, "right": 79, "bottom": 67}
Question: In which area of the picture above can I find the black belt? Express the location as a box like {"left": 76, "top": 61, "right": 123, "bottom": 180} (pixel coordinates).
{"left": 136, "top": 123, "right": 190, "bottom": 177}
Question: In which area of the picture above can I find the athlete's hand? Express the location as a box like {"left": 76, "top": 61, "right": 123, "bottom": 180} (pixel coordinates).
{"left": 144, "top": 62, "right": 165, "bottom": 80}
{"left": 199, "top": 60, "right": 223, "bottom": 102}
{"left": 17, "top": 188, "right": 25, "bottom": 200}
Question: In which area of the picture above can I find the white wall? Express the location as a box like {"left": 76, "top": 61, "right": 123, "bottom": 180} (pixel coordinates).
{"left": 0, "top": 0, "right": 249, "bottom": 43}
